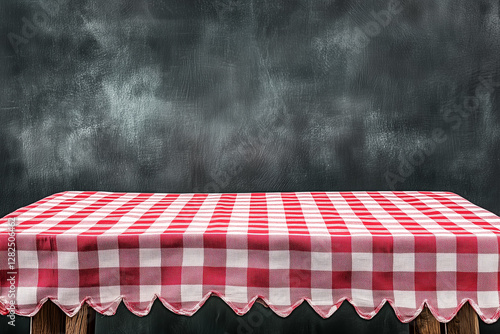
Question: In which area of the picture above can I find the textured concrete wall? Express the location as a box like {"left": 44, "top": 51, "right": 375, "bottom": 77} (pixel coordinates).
{"left": 1, "top": 0, "right": 499, "bottom": 217}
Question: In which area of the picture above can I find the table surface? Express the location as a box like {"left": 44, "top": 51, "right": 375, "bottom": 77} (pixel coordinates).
{"left": 1, "top": 191, "right": 500, "bottom": 324}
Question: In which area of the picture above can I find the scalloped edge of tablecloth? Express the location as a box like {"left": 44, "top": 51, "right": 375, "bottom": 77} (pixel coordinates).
{"left": 2, "top": 293, "right": 500, "bottom": 324}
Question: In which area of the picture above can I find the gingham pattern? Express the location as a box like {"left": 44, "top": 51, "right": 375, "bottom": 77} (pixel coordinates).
{"left": 1, "top": 191, "right": 500, "bottom": 323}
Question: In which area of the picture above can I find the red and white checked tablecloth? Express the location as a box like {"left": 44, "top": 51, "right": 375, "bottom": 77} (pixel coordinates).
{"left": 1, "top": 191, "right": 500, "bottom": 323}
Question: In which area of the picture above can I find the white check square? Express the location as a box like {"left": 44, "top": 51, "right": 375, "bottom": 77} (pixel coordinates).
{"left": 181, "top": 284, "right": 203, "bottom": 302}
{"left": 478, "top": 291, "right": 499, "bottom": 308}
{"left": 17, "top": 251, "right": 38, "bottom": 269}
{"left": 393, "top": 290, "right": 416, "bottom": 308}
{"left": 269, "top": 251, "right": 289, "bottom": 269}
{"left": 226, "top": 249, "right": 248, "bottom": 268}
{"left": 98, "top": 249, "right": 120, "bottom": 268}
{"left": 436, "top": 253, "right": 456, "bottom": 272}
{"left": 99, "top": 285, "right": 121, "bottom": 303}
{"left": 393, "top": 253, "right": 414, "bottom": 272}
{"left": 57, "top": 288, "right": 81, "bottom": 306}
{"left": 311, "top": 289, "right": 333, "bottom": 305}
{"left": 58, "top": 252, "right": 79, "bottom": 270}
{"left": 16, "top": 286, "right": 38, "bottom": 305}
{"left": 269, "top": 287, "right": 291, "bottom": 305}
{"left": 437, "top": 290, "right": 457, "bottom": 309}
{"left": 182, "top": 248, "right": 204, "bottom": 267}
{"left": 225, "top": 285, "right": 248, "bottom": 303}
{"left": 352, "top": 253, "right": 372, "bottom": 271}
{"left": 478, "top": 254, "right": 498, "bottom": 273}
{"left": 311, "top": 252, "right": 332, "bottom": 271}
{"left": 351, "top": 289, "right": 374, "bottom": 307}
{"left": 140, "top": 285, "right": 161, "bottom": 303}
{"left": 140, "top": 248, "right": 161, "bottom": 267}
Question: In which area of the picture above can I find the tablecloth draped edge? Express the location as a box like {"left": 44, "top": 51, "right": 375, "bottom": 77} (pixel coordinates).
{"left": 1, "top": 294, "right": 500, "bottom": 324}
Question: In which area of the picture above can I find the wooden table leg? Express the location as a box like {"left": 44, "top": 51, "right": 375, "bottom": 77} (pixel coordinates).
{"left": 31, "top": 300, "right": 96, "bottom": 334}
{"left": 446, "top": 302, "right": 479, "bottom": 334}
{"left": 32, "top": 300, "right": 66, "bottom": 334}
{"left": 411, "top": 305, "right": 441, "bottom": 334}
{"left": 66, "top": 303, "right": 96, "bottom": 334}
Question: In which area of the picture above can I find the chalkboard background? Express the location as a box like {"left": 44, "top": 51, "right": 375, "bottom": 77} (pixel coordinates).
{"left": 1, "top": 0, "right": 499, "bottom": 333}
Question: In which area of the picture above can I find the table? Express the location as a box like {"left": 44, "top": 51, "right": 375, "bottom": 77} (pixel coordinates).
{"left": 1, "top": 191, "right": 499, "bottom": 333}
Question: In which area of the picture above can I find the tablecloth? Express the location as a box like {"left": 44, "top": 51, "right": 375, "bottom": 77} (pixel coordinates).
{"left": 1, "top": 191, "right": 500, "bottom": 323}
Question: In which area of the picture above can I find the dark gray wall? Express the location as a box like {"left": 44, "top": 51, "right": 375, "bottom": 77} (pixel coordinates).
{"left": 1, "top": 0, "right": 499, "bottom": 333}
{"left": 1, "top": 0, "right": 499, "bottom": 218}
